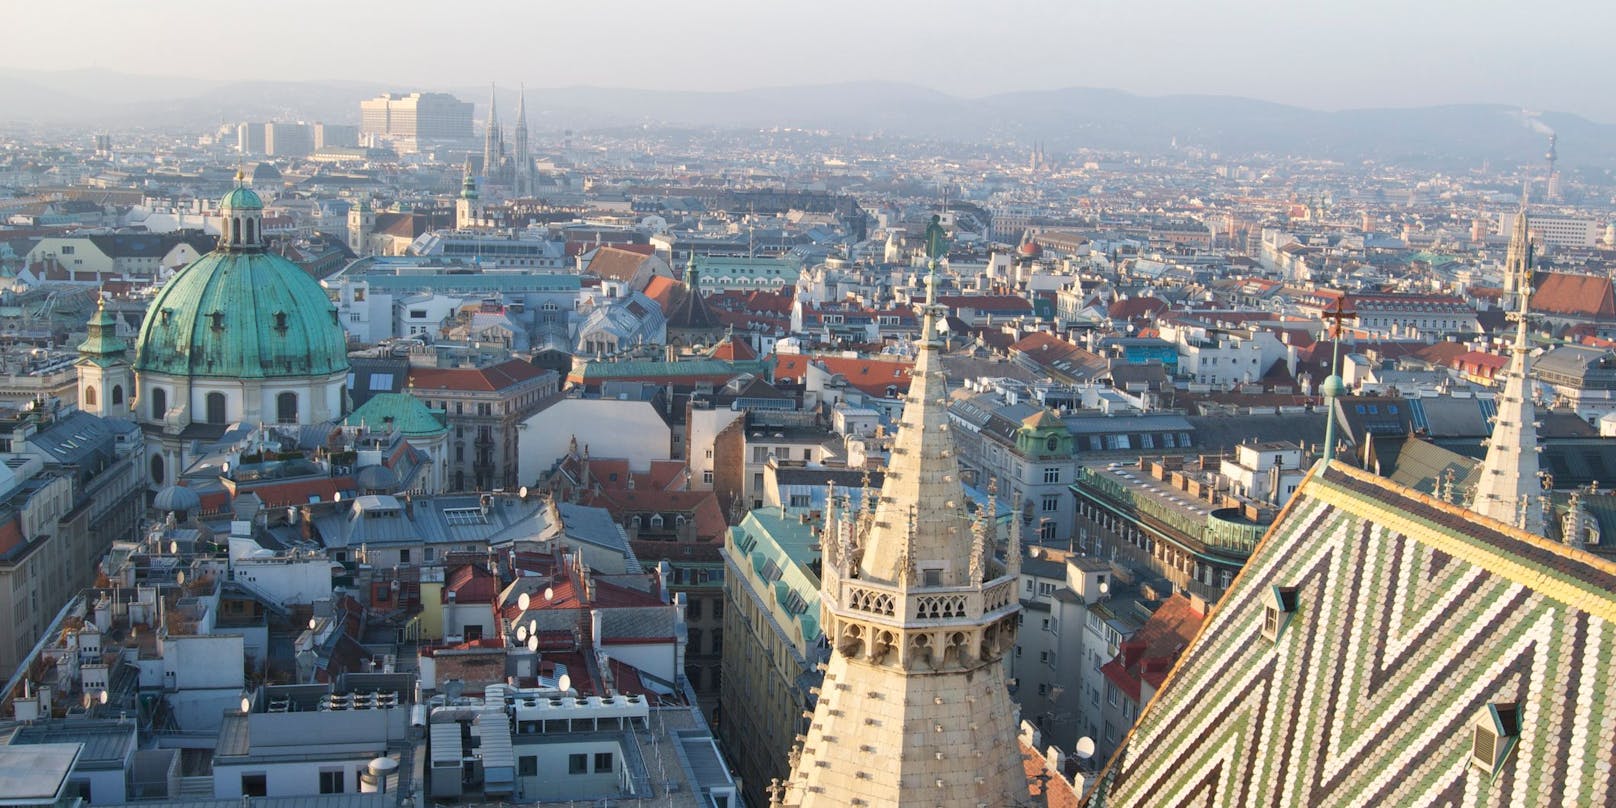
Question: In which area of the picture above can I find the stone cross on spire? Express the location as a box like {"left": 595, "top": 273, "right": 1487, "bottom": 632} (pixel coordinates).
{"left": 1318, "top": 295, "right": 1355, "bottom": 464}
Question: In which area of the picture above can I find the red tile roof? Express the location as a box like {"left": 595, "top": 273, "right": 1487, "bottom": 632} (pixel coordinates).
{"left": 238, "top": 477, "right": 356, "bottom": 508}
{"left": 1533, "top": 272, "right": 1616, "bottom": 319}
{"left": 585, "top": 246, "right": 655, "bottom": 283}
{"left": 643, "top": 276, "right": 681, "bottom": 310}
{"left": 445, "top": 564, "right": 499, "bottom": 603}
{"left": 935, "top": 294, "right": 1034, "bottom": 314}
{"left": 1108, "top": 297, "right": 1171, "bottom": 320}
{"left": 408, "top": 359, "right": 549, "bottom": 392}
{"left": 772, "top": 354, "right": 913, "bottom": 397}
{"left": 1100, "top": 594, "right": 1204, "bottom": 702}
{"left": 707, "top": 335, "right": 758, "bottom": 361}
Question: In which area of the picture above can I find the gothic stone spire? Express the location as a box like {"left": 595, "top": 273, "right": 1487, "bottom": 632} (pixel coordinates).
{"left": 1470, "top": 209, "right": 1544, "bottom": 533}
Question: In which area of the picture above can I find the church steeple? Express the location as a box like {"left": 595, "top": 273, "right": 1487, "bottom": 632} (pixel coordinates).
{"left": 780, "top": 215, "right": 1031, "bottom": 807}
{"left": 1470, "top": 210, "right": 1544, "bottom": 533}
{"left": 482, "top": 83, "right": 500, "bottom": 184}
{"left": 513, "top": 84, "right": 530, "bottom": 196}
{"left": 78, "top": 294, "right": 132, "bottom": 419}
{"left": 456, "top": 156, "right": 481, "bottom": 230}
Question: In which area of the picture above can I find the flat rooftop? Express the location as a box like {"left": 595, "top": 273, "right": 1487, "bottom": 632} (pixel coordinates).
{"left": 0, "top": 743, "right": 79, "bottom": 806}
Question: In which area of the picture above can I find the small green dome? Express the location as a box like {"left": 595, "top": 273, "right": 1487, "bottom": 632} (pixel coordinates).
{"left": 220, "top": 185, "right": 263, "bottom": 212}
{"left": 1321, "top": 374, "right": 1347, "bottom": 398}
{"left": 134, "top": 251, "right": 349, "bottom": 379}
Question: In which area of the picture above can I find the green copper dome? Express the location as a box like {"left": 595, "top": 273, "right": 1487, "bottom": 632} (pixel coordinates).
{"left": 134, "top": 250, "right": 349, "bottom": 379}
{"left": 220, "top": 185, "right": 263, "bottom": 211}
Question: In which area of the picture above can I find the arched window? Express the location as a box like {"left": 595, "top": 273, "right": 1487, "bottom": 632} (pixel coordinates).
{"left": 111, "top": 385, "right": 123, "bottom": 405}
{"left": 150, "top": 387, "right": 167, "bottom": 420}
{"left": 231, "top": 217, "right": 241, "bottom": 245}
{"left": 650, "top": 514, "right": 665, "bottom": 529}
{"left": 206, "top": 392, "right": 227, "bottom": 425}
{"left": 150, "top": 454, "right": 165, "bottom": 485}
{"left": 245, "top": 218, "right": 255, "bottom": 244}
{"left": 84, "top": 386, "right": 97, "bottom": 407}
{"left": 276, "top": 391, "right": 298, "bottom": 424}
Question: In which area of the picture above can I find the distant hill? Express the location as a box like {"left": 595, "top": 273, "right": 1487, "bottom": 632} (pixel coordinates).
{"left": 2, "top": 69, "right": 1609, "bottom": 169}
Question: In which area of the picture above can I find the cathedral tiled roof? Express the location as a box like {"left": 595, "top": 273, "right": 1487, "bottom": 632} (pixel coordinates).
{"left": 1089, "top": 461, "right": 1616, "bottom": 806}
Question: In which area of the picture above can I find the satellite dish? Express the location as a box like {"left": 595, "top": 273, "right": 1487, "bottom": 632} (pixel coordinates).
{"left": 169, "top": 540, "right": 179, "bottom": 554}
{"left": 517, "top": 626, "right": 529, "bottom": 642}
{"left": 518, "top": 592, "right": 531, "bottom": 611}
{"left": 519, "top": 486, "right": 529, "bottom": 499}
{"left": 308, "top": 618, "right": 318, "bottom": 631}
{"left": 334, "top": 492, "right": 342, "bottom": 503}
{"left": 222, "top": 462, "right": 230, "bottom": 474}
{"left": 99, "top": 690, "right": 109, "bottom": 705}
{"left": 557, "top": 674, "right": 572, "bottom": 693}
{"left": 175, "top": 571, "right": 185, "bottom": 586}
{"left": 1099, "top": 580, "right": 1110, "bottom": 595}
{"left": 240, "top": 697, "right": 251, "bottom": 714}
{"left": 526, "top": 636, "right": 538, "bottom": 653}
{"left": 1075, "top": 737, "right": 1096, "bottom": 760}
{"left": 544, "top": 587, "right": 554, "bottom": 602}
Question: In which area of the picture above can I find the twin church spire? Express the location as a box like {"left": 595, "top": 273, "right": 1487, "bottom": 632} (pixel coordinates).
{"left": 481, "top": 83, "right": 533, "bottom": 196}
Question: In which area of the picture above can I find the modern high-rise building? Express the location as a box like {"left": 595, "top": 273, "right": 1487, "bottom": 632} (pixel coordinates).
{"left": 774, "top": 264, "right": 1033, "bottom": 806}
{"left": 264, "top": 122, "right": 313, "bottom": 158}
{"left": 313, "top": 122, "right": 359, "bottom": 150}
{"left": 235, "top": 122, "right": 266, "bottom": 155}
{"left": 1497, "top": 210, "right": 1598, "bottom": 248}
{"left": 358, "top": 92, "right": 474, "bottom": 151}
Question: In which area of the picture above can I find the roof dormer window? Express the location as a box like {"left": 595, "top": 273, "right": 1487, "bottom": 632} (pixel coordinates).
{"left": 1470, "top": 702, "right": 1522, "bottom": 780}
{"left": 1262, "top": 585, "right": 1300, "bottom": 642}
{"left": 274, "top": 311, "right": 288, "bottom": 333}
{"left": 208, "top": 311, "right": 224, "bottom": 331}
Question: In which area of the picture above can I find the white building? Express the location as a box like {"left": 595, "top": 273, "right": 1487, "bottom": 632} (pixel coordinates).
{"left": 517, "top": 398, "right": 673, "bottom": 485}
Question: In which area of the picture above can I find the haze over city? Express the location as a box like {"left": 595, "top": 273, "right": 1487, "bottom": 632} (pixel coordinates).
{"left": 6, "top": 0, "right": 1615, "bottom": 119}
{"left": 0, "top": 4, "right": 1612, "bottom": 807}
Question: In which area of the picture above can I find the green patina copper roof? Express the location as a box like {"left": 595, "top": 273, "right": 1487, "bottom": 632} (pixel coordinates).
{"left": 220, "top": 185, "right": 263, "bottom": 211}
{"left": 77, "top": 303, "right": 127, "bottom": 360}
{"left": 343, "top": 392, "right": 448, "bottom": 436}
{"left": 134, "top": 250, "right": 350, "bottom": 379}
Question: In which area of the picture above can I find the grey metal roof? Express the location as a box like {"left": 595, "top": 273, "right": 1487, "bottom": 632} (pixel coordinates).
{"left": 99, "top": 796, "right": 394, "bottom": 808}
{"left": 556, "top": 502, "right": 629, "bottom": 553}
{"left": 598, "top": 606, "right": 678, "bottom": 641}
{"left": 28, "top": 410, "right": 116, "bottom": 466}
{"left": 0, "top": 743, "right": 79, "bottom": 805}
{"left": 8, "top": 721, "right": 134, "bottom": 767}
{"left": 1065, "top": 414, "right": 1194, "bottom": 435}
{"left": 675, "top": 731, "right": 736, "bottom": 793}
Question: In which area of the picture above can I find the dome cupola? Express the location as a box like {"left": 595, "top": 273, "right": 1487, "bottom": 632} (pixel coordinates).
{"left": 218, "top": 170, "right": 266, "bottom": 251}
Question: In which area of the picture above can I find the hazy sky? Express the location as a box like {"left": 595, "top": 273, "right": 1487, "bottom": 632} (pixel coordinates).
{"left": 8, "top": 0, "right": 1614, "bottom": 120}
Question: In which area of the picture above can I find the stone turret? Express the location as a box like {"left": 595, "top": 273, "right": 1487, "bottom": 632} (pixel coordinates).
{"left": 780, "top": 223, "right": 1032, "bottom": 806}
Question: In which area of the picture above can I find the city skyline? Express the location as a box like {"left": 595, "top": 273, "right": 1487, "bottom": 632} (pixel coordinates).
{"left": 5, "top": 0, "right": 1616, "bottom": 122}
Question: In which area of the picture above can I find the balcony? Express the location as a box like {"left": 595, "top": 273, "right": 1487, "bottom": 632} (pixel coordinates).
{"left": 821, "top": 563, "right": 1018, "bottom": 628}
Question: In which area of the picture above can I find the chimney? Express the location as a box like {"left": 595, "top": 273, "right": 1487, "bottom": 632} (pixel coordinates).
{"left": 656, "top": 561, "right": 673, "bottom": 603}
